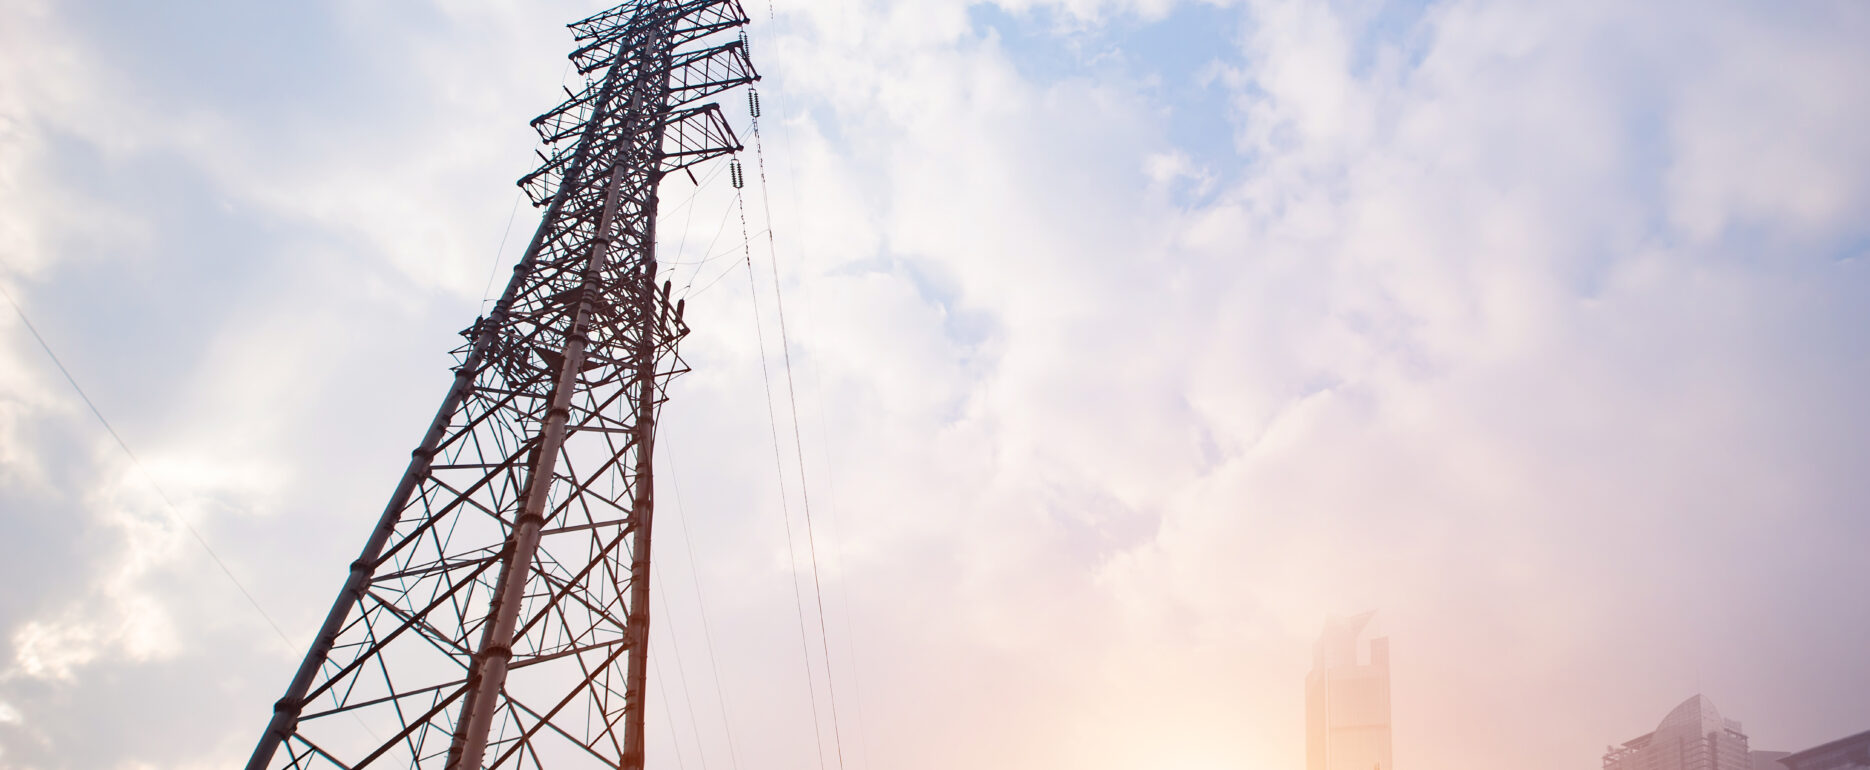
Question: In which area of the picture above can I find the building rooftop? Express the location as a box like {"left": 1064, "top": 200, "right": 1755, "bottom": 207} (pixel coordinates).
{"left": 1781, "top": 728, "right": 1870, "bottom": 770}
{"left": 1657, "top": 694, "right": 1743, "bottom": 738}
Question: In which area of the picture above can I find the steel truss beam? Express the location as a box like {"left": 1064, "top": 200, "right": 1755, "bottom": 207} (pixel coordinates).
{"left": 246, "top": 2, "right": 756, "bottom": 768}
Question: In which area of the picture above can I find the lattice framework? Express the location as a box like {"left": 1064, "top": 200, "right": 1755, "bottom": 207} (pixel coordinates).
{"left": 247, "top": 3, "right": 756, "bottom": 768}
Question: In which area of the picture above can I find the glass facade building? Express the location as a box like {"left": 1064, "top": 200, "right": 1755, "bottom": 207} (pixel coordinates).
{"left": 1604, "top": 695, "right": 1758, "bottom": 770}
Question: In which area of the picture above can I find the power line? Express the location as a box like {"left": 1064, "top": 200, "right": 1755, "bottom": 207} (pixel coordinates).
{"left": 654, "top": 559, "right": 715, "bottom": 770}
{"left": 669, "top": 159, "right": 732, "bottom": 290}
{"left": 749, "top": 14, "right": 876, "bottom": 760}
{"left": 662, "top": 436, "right": 745, "bottom": 770}
{"left": 737, "top": 187, "right": 831, "bottom": 770}
{"left": 0, "top": 271, "right": 295, "bottom": 650}
{"left": 747, "top": 78, "right": 851, "bottom": 770}
{"left": 681, "top": 177, "right": 748, "bottom": 295}
{"left": 481, "top": 56, "right": 576, "bottom": 312}
{"left": 657, "top": 165, "right": 747, "bottom": 770}
{"left": 478, "top": 189, "right": 526, "bottom": 311}
{"left": 653, "top": 653, "right": 693, "bottom": 770}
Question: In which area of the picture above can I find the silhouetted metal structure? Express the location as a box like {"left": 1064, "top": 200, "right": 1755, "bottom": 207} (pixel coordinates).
{"left": 247, "top": 2, "right": 756, "bottom": 767}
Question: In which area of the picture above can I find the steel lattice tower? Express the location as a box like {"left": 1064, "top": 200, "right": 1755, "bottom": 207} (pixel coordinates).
{"left": 247, "top": 2, "right": 757, "bottom": 767}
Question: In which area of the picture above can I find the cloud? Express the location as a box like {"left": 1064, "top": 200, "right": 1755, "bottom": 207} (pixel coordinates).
{"left": 742, "top": 0, "right": 1870, "bottom": 767}
{"left": 1, "top": 0, "right": 1868, "bottom": 769}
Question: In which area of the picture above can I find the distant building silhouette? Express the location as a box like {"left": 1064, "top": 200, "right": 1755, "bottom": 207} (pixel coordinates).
{"left": 1604, "top": 695, "right": 1787, "bottom": 770}
{"left": 1780, "top": 729, "right": 1870, "bottom": 770}
{"left": 1306, "top": 612, "right": 1392, "bottom": 770}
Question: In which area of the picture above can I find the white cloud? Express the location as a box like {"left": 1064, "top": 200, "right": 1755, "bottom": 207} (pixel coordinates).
{"left": 744, "top": 0, "right": 1870, "bottom": 767}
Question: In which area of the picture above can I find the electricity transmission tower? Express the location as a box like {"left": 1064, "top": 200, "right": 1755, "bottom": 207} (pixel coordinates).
{"left": 247, "top": 2, "right": 756, "bottom": 767}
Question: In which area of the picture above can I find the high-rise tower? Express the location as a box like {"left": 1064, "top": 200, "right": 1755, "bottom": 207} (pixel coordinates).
{"left": 1306, "top": 612, "right": 1394, "bottom": 770}
{"left": 246, "top": 2, "right": 757, "bottom": 768}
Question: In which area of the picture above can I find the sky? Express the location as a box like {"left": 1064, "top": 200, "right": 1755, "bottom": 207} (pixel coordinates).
{"left": 1, "top": 0, "right": 1868, "bottom": 769}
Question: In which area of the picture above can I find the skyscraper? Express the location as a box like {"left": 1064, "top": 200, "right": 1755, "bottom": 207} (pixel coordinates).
{"left": 1307, "top": 612, "right": 1393, "bottom": 770}
{"left": 1603, "top": 695, "right": 1759, "bottom": 770}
